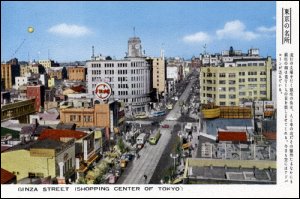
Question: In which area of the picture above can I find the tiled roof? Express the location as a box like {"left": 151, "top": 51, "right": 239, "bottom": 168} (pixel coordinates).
{"left": 1, "top": 168, "right": 16, "bottom": 184}
{"left": 218, "top": 131, "right": 247, "bottom": 142}
{"left": 56, "top": 123, "right": 76, "bottom": 130}
{"left": 38, "top": 129, "right": 87, "bottom": 141}
{"left": 4, "top": 139, "right": 65, "bottom": 152}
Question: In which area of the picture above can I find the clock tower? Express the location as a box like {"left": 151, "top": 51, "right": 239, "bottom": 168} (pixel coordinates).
{"left": 127, "top": 37, "right": 143, "bottom": 58}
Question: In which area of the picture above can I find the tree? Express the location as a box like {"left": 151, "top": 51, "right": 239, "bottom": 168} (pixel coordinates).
{"left": 105, "top": 56, "right": 112, "bottom": 60}
{"left": 117, "top": 138, "right": 126, "bottom": 153}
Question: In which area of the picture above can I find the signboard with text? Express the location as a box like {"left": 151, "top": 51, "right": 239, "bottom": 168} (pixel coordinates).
{"left": 95, "top": 82, "right": 112, "bottom": 101}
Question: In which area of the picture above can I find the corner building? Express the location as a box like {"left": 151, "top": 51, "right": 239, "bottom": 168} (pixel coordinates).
{"left": 87, "top": 37, "right": 151, "bottom": 114}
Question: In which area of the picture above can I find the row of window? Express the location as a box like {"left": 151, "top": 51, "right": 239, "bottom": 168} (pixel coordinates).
{"left": 203, "top": 91, "right": 267, "bottom": 98}
{"left": 204, "top": 84, "right": 267, "bottom": 91}
{"left": 204, "top": 71, "right": 267, "bottom": 77}
{"left": 237, "top": 62, "right": 265, "bottom": 67}
{"left": 69, "top": 115, "right": 93, "bottom": 122}
{"left": 131, "top": 62, "right": 147, "bottom": 67}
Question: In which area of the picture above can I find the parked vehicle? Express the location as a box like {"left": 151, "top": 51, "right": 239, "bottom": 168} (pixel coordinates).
{"left": 135, "top": 112, "right": 148, "bottom": 119}
{"left": 166, "top": 103, "right": 173, "bottom": 110}
{"left": 149, "top": 130, "right": 161, "bottom": 145}
{"left": 136, "top": 133, "right": 147, "bottom": 148}
{"left": 162, "top": 124, "right": 170, "bottom": 128}
{"left": 120, "top": 159, "right": 127, "bottom": 168}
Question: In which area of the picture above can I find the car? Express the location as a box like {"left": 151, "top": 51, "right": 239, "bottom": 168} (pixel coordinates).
{"left": 161, "top": 124, "right": 170, "bottom": 128}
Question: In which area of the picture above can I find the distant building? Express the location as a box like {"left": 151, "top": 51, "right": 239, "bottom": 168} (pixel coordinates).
{"left": 1, "top": 99, "right": 36, "bottom": 123}
{"left": 191, "top": 56, "right": 201, "bottom": 68}
{"left": 47, "top": 67, "right": 65, "bottom": 80}
{"left": 148, "top": 56, "right": 167, "bottom": 99}
{"left": 1, "top": 91, "right": 11, "bottom": 105}
{"left": 1, "top": 58, "right": 20, "bottom": 90}
{"left": 48, "top": 77, "right": 55, "bottom": 88}
{"left": 26, "top": 84, "right": 45, "bottom": 112}
{"left": 67, "top": 66, "right": 86, "bottom": 81}
{"left": 20, "top": 63, "right": 45, "bottom": 77}
{"left": 38, "top": 59, "right": 55, "bottom": 68}
{"left": 167, "top": 57, "right": 184, "bottom": 82}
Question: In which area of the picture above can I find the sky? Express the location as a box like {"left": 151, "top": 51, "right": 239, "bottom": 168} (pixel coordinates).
{"left": 1, "top": 1, "right": 276, "bottom": 62}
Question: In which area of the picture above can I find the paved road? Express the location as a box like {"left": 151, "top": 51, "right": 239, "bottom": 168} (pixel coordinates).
{"left": 119, "top": 78, "right": 197, "bottom": 184}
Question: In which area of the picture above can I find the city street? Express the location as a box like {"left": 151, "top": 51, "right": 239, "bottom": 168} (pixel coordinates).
{"left": 118, "top": 76, "right": 197, "bottom": 184}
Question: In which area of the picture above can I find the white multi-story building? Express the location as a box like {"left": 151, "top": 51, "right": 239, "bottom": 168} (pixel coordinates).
{"left": 87, "top": 37, "right": 151, "bottom": 114}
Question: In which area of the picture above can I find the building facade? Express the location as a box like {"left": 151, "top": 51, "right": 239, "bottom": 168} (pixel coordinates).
{"left": 47, "top": 67, "right": 63, "bottom": 80}
{"left": 1, "top": 59, "right": 20, "bottom": 90}
{"left": 26, "top": 84, "right": 45, "bottom": 112}
{"left": 150, "top": 57, "right": 166, "bottom": 96}
{"left": 87, "top": 37, "right": 151, "bottom": 114}
{"left": 39, "top": 60, "right": 54, "bottom": 69}
{"left": 1, "top": 139, "right": 75, "bottom": 183}
{"left": 60, "top": 100, "right": 122, "bottom": 129}
{"left": 200, "top": 57, "right": 272, "bottom": 106}
{"left": 67, "top": 66, "right": 86, "bottom": 81}
{"left": 1, "top": 99, "right": 36, "bottom": 123}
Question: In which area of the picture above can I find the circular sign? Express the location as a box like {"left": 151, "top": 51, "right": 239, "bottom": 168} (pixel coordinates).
{"left": 95, "top": 82, "right": 112, "bottom": 101}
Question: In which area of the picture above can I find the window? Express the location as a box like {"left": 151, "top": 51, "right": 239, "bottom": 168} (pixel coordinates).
{"left": 229, "top": 73, "right": 236, "bottom": 78}
{"left": 219, "top": 80, "right": 226, "bottom": 84}
{"left": 239, "top": 85, "right": 246, "bottom": 90}
{"left": 70, "top": 115, "right": 76, "bottom": 122}
{"left": 239, "top": 92, "right": 246, "bottom": 96}
{"left": 229, "top": 80, "right": 236, "bottom": 85}
{"left": 229, "top": 87, "right": 236, "bottom": 92}
{"left": 260, "top": 78, "right": 267, "bottom": 82}
{"left": 229, "top": 94, "right": 236, "bottom": 99}
{"left": 260, "top": 71, "right": 266, "bottom": 75}
{"left": 260, "top": 84, "right": 266, "bottom": 88}
{"left": 248, "top": 71, "right": 257, "bottom": 75}
{"left": 259, "top": 63, "right": 265, "bottom": 66}
{"left": 219, "top": 94, "right": 226, "bottom": 99}
{"left": 219, "top": 73, "right": 226, "bottom": 77}
{"left": 248, "top": 84, "right": 257, "bottom": 89}
{"left": 260, "top": 91, "right": 267, "bottom": 95}
{"left": 248, "top": 78, "right": 257, "bottom": 82}
{"left": 219, "top": 87, "right": 226, "bottom": 92}
{"left": 239, "top": 72, "right": 245, "bottom": 76}
{"left": 220, "top": 102, "right": 226, "bottom": 106}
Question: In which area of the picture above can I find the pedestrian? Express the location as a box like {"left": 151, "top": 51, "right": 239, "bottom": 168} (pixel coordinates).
{"left": 144, "top": 175, "right": 148, "bottom": 183}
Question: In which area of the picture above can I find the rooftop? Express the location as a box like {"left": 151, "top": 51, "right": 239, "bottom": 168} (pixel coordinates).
{"left": 204, "top": 118, "right": 253, "bottom": 136}
{"left": 4, "top": 139, "right": 67, "bottom": 152}
{"left": 189, "top": 166, "right": 276, "bottom": 183}
{"left": 1, "top": 127, "right": 20, "bottom": 139}
{"left": 1, "top": 168, "right": 16, "bottom": 184}
{"left": 56, "top": 123, "right": 76, "bottom": 130}
{"left": 217, "top": 131, "right": 247, "bottom": 142}
{"left": 38, "top": 129, "right": 87, "bottom": 141}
